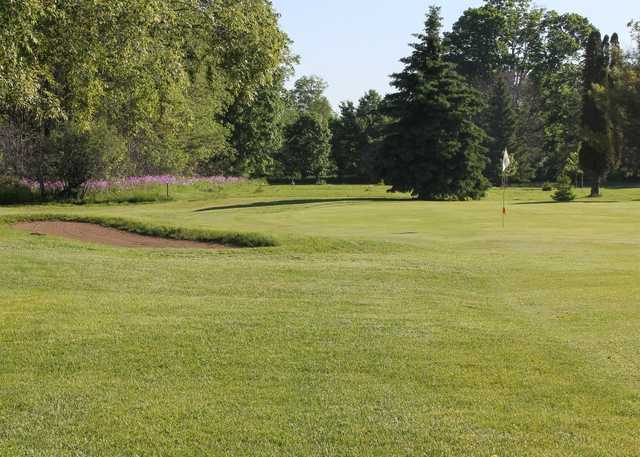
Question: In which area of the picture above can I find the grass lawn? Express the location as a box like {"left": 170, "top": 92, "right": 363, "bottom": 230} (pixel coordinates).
{"left": 1, "top": 184, "right": 639, "bottom": 456}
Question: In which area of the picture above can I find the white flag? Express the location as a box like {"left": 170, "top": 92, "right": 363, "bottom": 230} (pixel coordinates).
{"left": 501, "top": 149, "right": 511, "bottom": 173}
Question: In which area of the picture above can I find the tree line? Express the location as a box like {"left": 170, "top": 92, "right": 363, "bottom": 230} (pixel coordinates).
{"left": 329, "top": 1, "right": 640, "bottom": 198}
{"left": 1, "top": 0, "right": 639, "bottom": 200}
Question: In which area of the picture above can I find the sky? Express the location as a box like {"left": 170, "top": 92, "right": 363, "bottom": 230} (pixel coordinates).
{"left": 271, "top": 0, "right": 638, "bottom": 108}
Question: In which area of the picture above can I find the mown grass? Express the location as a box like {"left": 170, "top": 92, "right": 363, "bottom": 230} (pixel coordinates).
{"left": 0, "top": 185, "right": 639, "bottom": 456}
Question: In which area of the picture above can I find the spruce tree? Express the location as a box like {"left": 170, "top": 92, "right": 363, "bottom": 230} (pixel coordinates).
{"left": 485, "top": 76, "right": 516, "bottom": 184}
{"left": 580, "top": 31, "right": 614, "bottom": 197}
{"left": 380, "top": 6, "right": 489, "bottom": 200}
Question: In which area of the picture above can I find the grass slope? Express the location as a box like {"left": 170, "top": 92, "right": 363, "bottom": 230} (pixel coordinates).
{"left": 1, "top": 185, "right": 639, "bottom": 456}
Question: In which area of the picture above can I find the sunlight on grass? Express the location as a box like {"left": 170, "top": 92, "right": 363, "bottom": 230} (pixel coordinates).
{"left": 1, "top": 185, "right": 639, "bottom": 456}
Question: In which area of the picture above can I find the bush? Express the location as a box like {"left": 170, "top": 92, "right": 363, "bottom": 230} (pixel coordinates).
{"left": 542, "top": 182, "right": 554, "bottom": 192}
{"left": 552, "top": 175, "right": 576, "bottom": 202}
{"left": 49, "top": 121, "right": 128, "bottom": 198}
{"left": 0, "top": 176, "right": 37, "bottom": 205}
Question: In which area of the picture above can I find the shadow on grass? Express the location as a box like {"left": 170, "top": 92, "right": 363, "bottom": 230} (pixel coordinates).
{"left": 516, "top": 199, "right": 620, "bottom": 205}
{"left": 195, "top": 197, "right": 411, "bottom": 213}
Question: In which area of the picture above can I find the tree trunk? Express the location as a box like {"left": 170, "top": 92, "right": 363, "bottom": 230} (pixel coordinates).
{"left": 590, "top": 177, "right": 601, "bottom": 197}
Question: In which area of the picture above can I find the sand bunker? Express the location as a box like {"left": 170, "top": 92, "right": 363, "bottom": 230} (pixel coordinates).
{"left": 12, "top": 221, "right": 225, "bottom": 249}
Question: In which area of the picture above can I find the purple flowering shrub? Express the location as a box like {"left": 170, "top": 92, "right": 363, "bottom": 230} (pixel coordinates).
{"left": 83, "top": 175, "right": 245, "bottom": 191}
{"left": 7, "top": 175, "right": 247, "bottom": 204}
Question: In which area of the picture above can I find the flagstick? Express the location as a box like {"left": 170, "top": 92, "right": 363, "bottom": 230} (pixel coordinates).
{"left": 502, "top": 172, "right": 506, "bottom": 228}
{"left": 501, "top": 148, "right": 510, "bottom": 228}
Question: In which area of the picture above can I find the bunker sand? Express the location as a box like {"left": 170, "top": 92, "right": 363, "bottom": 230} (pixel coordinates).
{"left": 12, "top": 221, "right": 226, "bottom": 249}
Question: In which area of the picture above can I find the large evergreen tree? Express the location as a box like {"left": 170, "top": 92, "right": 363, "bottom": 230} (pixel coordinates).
{"left": 580, "top": 31, "right": 614, "bottom": 197}
{"left": 380, "top": 6, "right": 489, "bottom": 200}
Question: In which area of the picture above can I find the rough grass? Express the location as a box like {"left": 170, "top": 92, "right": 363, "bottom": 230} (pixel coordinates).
{"left": 0, "top": 184, "right": 639, "bottom": 456}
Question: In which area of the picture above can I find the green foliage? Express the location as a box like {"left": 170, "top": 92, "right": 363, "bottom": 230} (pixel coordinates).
{"left": 381, "top": 7, "right": 489, "bottom": 200}
{"left": 580, "top": 31, "right": 616, "bottom": 196}
{"left": 551, "top": 174, "right": 577, "bottom": 201}
{"left": 0, "top": 0, "right": 290, "bottom": 181}
{"left": 541, "top": 182, "right": 554, "bottom": 192}
{"left": 330, "top": 90, "right": 389, "bottom": 180}
{"left": 444, "top": 1, "right": 594, "bottom": 182}
{"left": 606, "top": 29, "right": 640, "bottom": 179}
{"left": 289, "top": 76, "right": 334, "bottom": 124}
{"left": 48, "top": 122, "right": 128, "bottom": 197}
{"left": 227, "top": 49, "right": 298, "bottom": 178}
{"left": 0, "top": 176, "right": 37, "bottom": 204}
{"left": 331, "top": 101, "right": 360, "bottom": 176}
{"left": 279, "top": 113, "right": 333, "bottom": 180}
{"left": 537, "top": 64, "right": 584, "bottom": 180}
{"left": 485, "top": 76, "right": 516, "bottom": 183}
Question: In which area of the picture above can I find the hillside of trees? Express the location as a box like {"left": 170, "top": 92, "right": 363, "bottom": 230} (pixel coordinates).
{"left": 1, "top": 0, "right": 639, "bottom": 200}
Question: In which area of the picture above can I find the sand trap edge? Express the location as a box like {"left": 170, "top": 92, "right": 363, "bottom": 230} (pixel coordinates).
{"left": 0, "top": 215, "right": 278, "bottom": 248}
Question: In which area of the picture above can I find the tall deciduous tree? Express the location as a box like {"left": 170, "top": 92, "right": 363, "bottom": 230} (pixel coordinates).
{"left": 226, "top": 49, "right": 298, "bottom": 178}
{"left": 619, "top": 24, "right": 640, "bottom": 178}
{"left": 380, "top": 6, "right": 489, "bottom": 200}
{"left": 289, "top": 76, "right": 334, "bottom": 124}
{"left": 444, "top": 1, "right": 593, "bottom": 182}
{"left": 0, "top": 0, "right": 289, "bottom": 190}
{"left": 279, "top": 113, "right": 332, "bottom": 180}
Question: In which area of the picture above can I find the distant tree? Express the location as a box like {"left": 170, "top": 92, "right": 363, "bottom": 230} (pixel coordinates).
{"left": 484, "top": 76, "right": 516, "bottom": 183}
{"left": 330, "top": 101, "right": 360, "bottom": 176}
{"left": 290, "top": 76, "right": 334, "bottom": 124}
{"left": 552, "top": 174, "right": 576, "bottom": 202}
{"left": 279, "top": 113, "right": 332, "bottom": 180}
{"left": 614, "top": 60, "right": 640, "bottom": 178}
{"left": 330, "top": 89, "right": 388, "bottom": 180}
{"left": 580, "top": 31, "right": 615, "bottom": 197}
{"left": 608, "top": 33, "right": 624, "bottom": 168}
{"left": 380, "top": 6, "right": 489, "bottom": 200}
{"left": 226, "top": 52, "right": 297, "bottom": 177}
{"left": 563, "top": 148, "right": 584, "bottom": 187}
{"left": 536, "top": 63, "right": 584, "bottom": 181}
{"left": 444, "top": 1, "right": 594, "bottom": 182}
{"left": 356, "top": 90, "right": 389, "bottom": 181}
{"left": 603, "top": 24, "right": 640, "bottom": 180}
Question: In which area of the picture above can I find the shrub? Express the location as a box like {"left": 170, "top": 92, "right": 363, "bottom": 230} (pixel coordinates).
{"left": 542, "top": 182, "right": 554, "bottom": 192}
{"left": 0, "top": 176, "right": 37, "bottom": 204}
{"left": 49, "top": 121, "right": 128, "bottom": 198}
{"left": 552, "top": 175, "right": 576, "bottom": 202}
